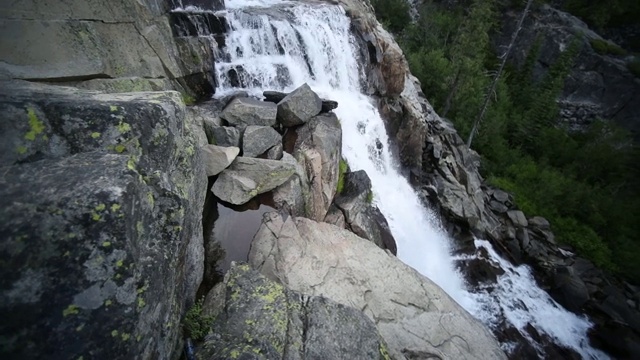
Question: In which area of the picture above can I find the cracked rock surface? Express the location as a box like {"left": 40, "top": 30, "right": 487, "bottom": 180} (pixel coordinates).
{"left": 249, "top": 213, "right": 506, "bottom": 360}
{"left": 199, "top": 263, "right": 390, "bottom": 360}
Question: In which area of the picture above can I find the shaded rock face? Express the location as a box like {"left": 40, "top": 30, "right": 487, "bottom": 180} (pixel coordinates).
{"left": 242, "top": 125, "right": 282, "bottom": 158}
{"left": 292, "top": 113, "right": 342, "bottom": 221}
{"left": 211, "top": 157, "right": 296, "bottom": 205}
{"left": 0, "top": 81, "right": 206, "bottom": 359}
{"left": 494, "top": 5, "right": 640, "bottom": 139}
{"left": 0, "top": 0, "right": 215, "bottom": 100}
{"left": 198, "top": 263, "right": 389, "bottom": 360}
{"left": 331, "top": 170, "right": 397, "bottom": 255}
{"left": 249, "top": 213, "right": 507, "bottom": 360}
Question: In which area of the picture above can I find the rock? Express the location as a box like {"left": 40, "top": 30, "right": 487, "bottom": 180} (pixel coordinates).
{"left": 324, "top": 204, "right": 347, "bottom": 229}
{"left": 1, "top": 0, "right": 214, "bottom": 98}
{"left": 271, "top": 152, "right": 307, "bottom": 216}
{"left": 334, "top": 170, "right": 397, "bottom": 254}
{"left": 529, "top": 216, "right": 551, "bottom": 230}
{"left": 198, "top": 263, "right": 389, "bottom": 360}
{"left": 489, "top": 199, "right": 509, "bottom": 213}
{"left": 211, "top": 126, "right": 241, "bottom": 147}
{"left": 292, "top": 113, "right": 342, "bottom": 221}
{"left": 262, "top": 90, "right": 287, "bottom": 103}
{"left": 321, "top": 99, "right": 339, "bottom": 113}
{"left": 266, "top": 143, "right": 283, "bottom": 160}
{"left": 549, "top": 266, "right": 590, "bottom": 313}
{"left": 241, "top": 125, "right": 282, "bottom": 158}
{"left": 249, "top": 213, "right": 507, "bottom": 360}
{"left": 492, "top": 189, "right": 510, "bottom": 203}
{"left": 211, "top": 157, "right": 295, "bottom": 205}
{"left": 0, "top": 81, "right": 206, "bottom": 359}
{"left": 276, "top": 83, "right": 322, "bottom": 127}
{"left": 379, "top": 40, "right": 406, "bottom": 97}
{"left": 200, "top": 144, "right": 239, "bottom": 176}
{"left": 507, "top": 210, "right": 529, "bottom": 227}
{"left": 220, "top": 97, "right": 277, "bottom": 127}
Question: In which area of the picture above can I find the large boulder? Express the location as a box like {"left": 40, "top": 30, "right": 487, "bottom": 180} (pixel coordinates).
{"left": 276, "top": 83, "right": 322, "bottom": 127}
{"left": 198, "top": 263, "right": 390, "bottom": 360}
{"left": 292, "top": 113, "right": 342, "bottom": 221}
{"left": 249, "top": 213, "right": 507, "bottom": 360}
{"left": 211, "top": 157, "right": 296, "bottom": 205}
{"left": 220, "top": 97, "right": 277, "bottom": 127}
{"left": 0, "top": 81, "right": 207, "bottom": 359}
{"left": 242, "top": 125, "right": 282, "bottom": 158}
{"left": 200, "top": 144, "right": 239, "bottom": 176}
{"left": 211, "top": 126, "right": 241, "bottom": 147}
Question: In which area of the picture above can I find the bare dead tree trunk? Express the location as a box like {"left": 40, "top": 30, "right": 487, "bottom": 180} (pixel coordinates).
{"left": 466, "top": 0, "right": 534, "bottom": 148}
{"left": 442, "top": 69, "right": 461, "bottom": 118}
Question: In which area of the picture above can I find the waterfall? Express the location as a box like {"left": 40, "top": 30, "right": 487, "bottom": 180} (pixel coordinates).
{"left": 208, "top": 1, "right": 609, "bottom": 358}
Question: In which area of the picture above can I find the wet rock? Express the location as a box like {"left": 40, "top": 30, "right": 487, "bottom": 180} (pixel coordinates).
{"left": 334, "top": 170, "right": 397, "bottom": 254}
{"left": 549, "top": 266, "right": 590, "bottom": 313}
{"left": 249, "top": 213, "right": 507, "bottom": 360}
{"left": 220, "top": 97, "right": 277, "bottom": 127}
{"left": 211, "top": 157, "right": 295, "bottom": 205}
{"left": 262, "top": 90, "right": 287, "bottom": 103}
{"left": 0, "top": 82, "right": 206, "bottom": 359}
{"left": 241, "top": 125, "right": 281, "bottom": 158}
{"left": 379, "top": 40, "right": 406, "bottom": 97}
{"left": 292, "top": 113, "right": 341, "bottom": 221}
{"left": 321, "top": 99, "right": 339, "bottom": 113}
{"left": 276, "top": 83, "right": 322, "bottom": 127}
{"left": 200, "top": 144, "right": 239, "bottom": 176}
{"left": 211, "top": 126, "right": 241, "bottom": 147}
{"left": 198, "top": 263, "right": 388, "bottom": 360}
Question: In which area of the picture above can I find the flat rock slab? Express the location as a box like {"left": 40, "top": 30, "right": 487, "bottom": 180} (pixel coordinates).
{"left": 242, "top": 125, "right": 282, "bottom": 158}
{"left": 198, "top": 263, "right": 388, "bottom": 360}
{"left": 211, "top": 157, "right": 295, "bottom": 205}
{"left": 201, "top": 144, "right": 239, "bottom": 176}
{"left": 221, "top": 97, "right": 277, "bottom": 127}
{"left": 250, "top": 213, "right": 507, "bottom": 360}
{"left": 277, "top": 83, "right": 322, "bottom": 127}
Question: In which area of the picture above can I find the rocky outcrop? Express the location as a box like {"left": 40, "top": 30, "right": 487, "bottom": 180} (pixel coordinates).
{"left": 211, "top": 157, "right": 296, "bottom": 205}
{"left": 0, "top": 81, "right": 207, "bottom": 359}
{"left": 291, "top": 113, "right": 342, "bottom": 221}
{"left": 198, "top": 263, "right": 391, "bottom": 360}
{"left": 494, "top": 4, "right": 640, "bottom": 140}
{"left": 0, "top": 0, "right": 215, "bottom": 100}
{"left": 249, "top": 213, "right": 507, "bottom": 360}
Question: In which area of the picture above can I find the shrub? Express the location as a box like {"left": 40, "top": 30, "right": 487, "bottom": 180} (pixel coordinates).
{"left": 183, "top": 298, "right": 213, "bottom": 341}
{"left": 336, "top": 159, "right": 349, "bottom": 194}
{"left": 589, "top": 38, "right": 627, "bottom": 56}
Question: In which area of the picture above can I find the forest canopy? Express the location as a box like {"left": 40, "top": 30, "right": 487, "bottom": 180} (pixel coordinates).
{"left": 370, "top": 0, "right": 640, "bottom": 282}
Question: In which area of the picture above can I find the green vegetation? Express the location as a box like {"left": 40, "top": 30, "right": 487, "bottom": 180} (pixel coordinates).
{"left": 372, "top": 0, "right": 640, "bottom": 281}
{"left": 589, "top": 38, "right": 627, "bottom": 56}
{"left": 336, "top": 159, "right": 349, "bottom": 194}
{"left": 181, "top": 93, "right": 196, "bottom": 106}
{"left": 183, "top": 298, "right": 213, "bottom": 341}
{"left": 366, "top": 190, "right": 374, "bottom": 204}
{"left": 563, "top": 0, "right": 640, "bottom": 29}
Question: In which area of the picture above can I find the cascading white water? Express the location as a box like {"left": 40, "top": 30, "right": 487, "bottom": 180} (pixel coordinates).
{"left": 212, "top": 1, "right": 608, "bottom": 358}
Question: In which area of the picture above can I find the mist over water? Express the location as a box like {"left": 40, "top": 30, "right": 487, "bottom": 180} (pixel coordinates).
{"left": 205, "top": 1, "right": 608, "bottom": 357}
